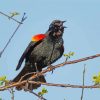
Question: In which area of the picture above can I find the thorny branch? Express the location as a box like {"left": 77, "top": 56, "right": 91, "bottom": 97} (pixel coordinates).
{"left": 0, "top": 53, "right": 100, "bottom": 91}
{"left": 0, "top": 12, "right": 27, "bottom": 58}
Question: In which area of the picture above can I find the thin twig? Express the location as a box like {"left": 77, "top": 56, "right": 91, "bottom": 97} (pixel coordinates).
{"left": 81, "top": 64, "right": 86, "bottom": 100}
{"left": 19, "top": 72, "right": 36, "bottom": 82}
{"left": 28, "top": 81, "right": 100, "bottom": 89}
{"left": 0, "top": 13, "right": 27, "bottom": 58}
{"left": 11, "top": 88, "right": 14, "bottom": 100}
{"left": 8, "top": 88, "right": 15, "bottom": 100}
{"left": 23, "top": 88, "right": 46, "bottom": 100}
{"left": 0, "top": 11, "right": 22, "bottom": 24}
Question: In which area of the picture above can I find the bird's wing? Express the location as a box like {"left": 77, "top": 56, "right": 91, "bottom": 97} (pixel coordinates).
{"left": 16, "top": 34, "right": 46, "bottom": 70}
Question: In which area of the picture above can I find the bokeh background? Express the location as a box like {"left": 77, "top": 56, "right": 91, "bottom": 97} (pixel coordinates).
{"left": 0, "top": 0, "right": 100, "bottom": 100}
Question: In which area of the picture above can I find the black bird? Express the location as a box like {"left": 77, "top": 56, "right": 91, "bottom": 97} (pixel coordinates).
{"left": 13, "top": 20, "right": 66, "bottom": 90}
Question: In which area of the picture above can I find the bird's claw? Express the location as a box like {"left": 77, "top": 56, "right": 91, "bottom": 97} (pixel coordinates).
{"left": 47, "top": 65, "right": 55, "bottom": 74}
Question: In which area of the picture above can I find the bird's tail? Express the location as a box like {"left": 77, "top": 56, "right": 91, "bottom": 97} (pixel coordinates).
{"left": 12, "top": 63, "right": 46, "bottom": 90}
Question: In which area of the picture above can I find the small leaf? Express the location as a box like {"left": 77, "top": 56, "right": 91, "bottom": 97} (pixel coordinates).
{"left": 38, "top": 88, "right": 48, "bottom": 96}
{"left": 92, "top": 72, "right": 100, "bottom": 84}
{"left": 69, "top": 52, "right": 75, "bottom": 56}
{"left": 42, "top": 88, "right": 48, "bottom": 93}
{"left": 64, "top": 51, "right": 75, "bottom": 61}
{"left": 10, "top": 12, "right": 20, "bottom": 16}
{"left": 38, "top": 92, "right": 43, "bottom": 96}
{"left": 63, "top": 54, "right": 69, "bottom": 57}
{"left": 0, "top": 81, "right": 4, "bottom": 86}
{"left": 9, "top": 12, "right": 20, "bottom": 19}
{"left": 0, "top": 76, "right": 6, "bottom": 81}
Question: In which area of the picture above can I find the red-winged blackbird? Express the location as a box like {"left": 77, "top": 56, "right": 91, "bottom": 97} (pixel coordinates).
{"left": 13, "top": 20, "right": 66, "bottom": 90}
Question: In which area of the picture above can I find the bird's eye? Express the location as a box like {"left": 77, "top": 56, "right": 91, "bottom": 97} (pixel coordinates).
{"left": 54, "top": 26, "right": 59, "bottom": 31}
{"left": 59, "top": 26, "right": 64, "bottom": 31}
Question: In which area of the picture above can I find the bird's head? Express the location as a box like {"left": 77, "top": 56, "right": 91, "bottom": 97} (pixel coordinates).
{"left": 48, "top": 20, "right": 66, "bottom": 38}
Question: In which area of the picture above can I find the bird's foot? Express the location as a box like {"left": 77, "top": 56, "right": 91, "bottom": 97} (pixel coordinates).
{"left": 47, "top": 65, "right": 55, "bottom": 74}
{"left": 23, "top": 80, "right": 29, "bottom": 91}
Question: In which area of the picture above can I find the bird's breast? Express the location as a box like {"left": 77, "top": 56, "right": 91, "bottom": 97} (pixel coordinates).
{"left": 29, "top": 38, "right": 64, "bottom": 68}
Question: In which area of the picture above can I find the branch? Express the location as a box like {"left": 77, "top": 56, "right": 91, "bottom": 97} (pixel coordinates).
{"left": 81, "top": 65, "right": 86, "bottom": 100}
{"left": 0, "top": 53, "right": 100, "bottom": 90}
{"left": 29, "top": 81, "right": 100, "bottom": 89}
{"left": 0, "top": 13, "right": 27, "bottom": 58}
{"left": 0, "top": 11, "right": 22, "bottom": 24}
{"left": 29, "top": 53, "right": 100, "bottom": 80}
{"left": 1, "top": 81, "right": 100, "bottom": 91}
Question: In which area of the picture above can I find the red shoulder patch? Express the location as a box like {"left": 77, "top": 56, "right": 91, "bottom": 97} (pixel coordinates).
{"left": 32, "top": 34, "right": 46, "bottom": 42}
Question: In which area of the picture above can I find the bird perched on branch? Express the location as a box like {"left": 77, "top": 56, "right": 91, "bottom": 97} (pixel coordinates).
{"left": 13, "top": 20, "right": 66, "bottom": 90}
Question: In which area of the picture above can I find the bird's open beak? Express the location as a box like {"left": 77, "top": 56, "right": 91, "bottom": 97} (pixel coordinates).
{"left": 63, "top": 26, "right": 67, "bottom": 28}
{"left": 62, "top": 21, "right": 67, "bottom": 28}
{"left": 62, "top": 21, "right": 66, "bottom": 23}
